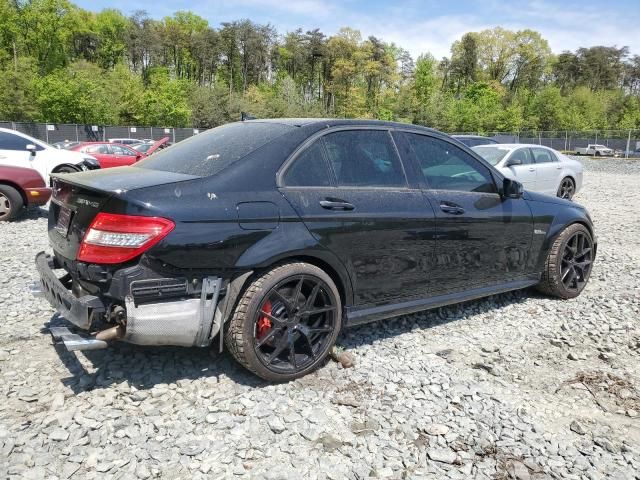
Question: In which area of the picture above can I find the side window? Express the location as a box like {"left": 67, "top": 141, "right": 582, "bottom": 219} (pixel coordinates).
{"left": 509, "top": 148, "right": 533, "bottom": 165}
{"left": 323, "top": 130, "right": 406, "bottom": 187}
{"left": 111, "top": 145, "right": 131, "bottom": 155}
{"left": 0, "top": 131, "right": 32, "bottom": 151}
{"left": 531, "top": 148, "right": 556, "bottom": 163}
{"left": 84, "top": 145, "right": 110, "bottom": 154}
{"left": 405, "top": 133, "right": 497, "bottom": 194}
{"left": 283, "top": 141, "right": 331, "bottom": 187}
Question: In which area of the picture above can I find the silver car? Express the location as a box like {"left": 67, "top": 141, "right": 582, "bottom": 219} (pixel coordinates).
{"left": 472, "top": 144, "right": 583, "bottom": 200}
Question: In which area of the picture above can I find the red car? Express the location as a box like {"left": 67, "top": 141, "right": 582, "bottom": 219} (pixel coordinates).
{"left": 0, "top": 165, "right": 51, "bottom": 221}
{"left": 68, "top": 137, "right": 169, "bottom": 168}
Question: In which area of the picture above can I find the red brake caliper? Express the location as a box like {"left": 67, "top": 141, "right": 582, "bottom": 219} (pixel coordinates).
{"left": 257, "top": 300, "right": 272, "bottom": 339}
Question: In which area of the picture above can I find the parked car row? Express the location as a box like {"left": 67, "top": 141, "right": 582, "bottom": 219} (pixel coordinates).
{"left": 66, "top": 137, "right": 168, "bottom": 168}
{"left": 0, "top": 129, "right": 172, "bottom": 220}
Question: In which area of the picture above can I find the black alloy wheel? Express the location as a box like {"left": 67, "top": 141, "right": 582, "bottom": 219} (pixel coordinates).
{"left": 537, "top": 223, "right": 594, "bottom": 299}
{"left": 560, "top": 231, "right": 593, "bottom": 293}
{"left": 253, "top": 275, "right": 337, "bottom": 374}
{"left": 558, "top": 177, "right": 575, "bottom": 200}
{"left": 225, "top": 262, "right": 342, "bottom": 381}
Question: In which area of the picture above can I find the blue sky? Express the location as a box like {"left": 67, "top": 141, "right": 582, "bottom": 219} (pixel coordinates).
{"left": 74, "top": 0, "right": 640, "bottom": 59}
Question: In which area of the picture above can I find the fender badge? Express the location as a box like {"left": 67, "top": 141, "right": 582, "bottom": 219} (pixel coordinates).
{"left": 534, "top": 229, "right": 546, "bottom": 235}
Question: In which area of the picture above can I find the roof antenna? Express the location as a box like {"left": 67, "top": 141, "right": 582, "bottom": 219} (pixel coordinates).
{"left": 241, "top": 112, "right": 256, "bottom": 121}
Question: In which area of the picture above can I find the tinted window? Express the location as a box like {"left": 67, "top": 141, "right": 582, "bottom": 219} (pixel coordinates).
{"left": 84, "top": 145, "right": 110, "bottom": 154}
{"left": 283, "top": 141, "right": 331, "bottom": 187}
{"left": 509, "top": 148, "right": 533, "bottom": 165}
{"left": 0, "top": 131, "right": 33, "bottom": 151}
{"left": 138, "top": 122, "right": 294, "bottom": 177}
{"left": 323, "top": 130, "right": 405, "bottom": 187}
{"left": 406, "top": 134, "right": 497, "bottom": 193}
{"left": 531, "top": 147, "right": 557, "bottom": 163}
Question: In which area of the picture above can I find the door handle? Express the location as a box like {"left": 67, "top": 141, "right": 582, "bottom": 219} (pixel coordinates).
{"left": 319, "top": 199, "right": 355, "bottom": 211}
{"left": 439, "top": 202, "right": 465, "bottom": 215}
{"left": 528, "top": 167, "right": 536, "bottom": 172}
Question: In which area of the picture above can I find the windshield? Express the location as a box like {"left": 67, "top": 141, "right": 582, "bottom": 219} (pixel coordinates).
{"left": 472, "top": 146, "right": 512, "bottom": 165}
{"left": 137, "top": 122, "right": 295, "bottom": 177}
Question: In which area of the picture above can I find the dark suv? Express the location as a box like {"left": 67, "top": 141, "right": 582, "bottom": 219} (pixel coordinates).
{"left": 34, "top": 119, "right": 596, "bottom": 381}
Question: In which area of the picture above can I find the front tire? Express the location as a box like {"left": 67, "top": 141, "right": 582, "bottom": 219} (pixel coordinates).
{"left": 537, "top": 223, "right": 594, "bottom": 299}
{"left": 0, "top": 185, "right": 24, "bottom": 221}
{"left": 54, "top": 165, "right": 79, "bottom": 174}
{"left": 224, "top": 262, "right": 342, "bottom": 381}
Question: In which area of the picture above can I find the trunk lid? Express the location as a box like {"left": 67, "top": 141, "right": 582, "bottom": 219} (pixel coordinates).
{"left": 48, "top": 167, "right": 198, "bottom": 261}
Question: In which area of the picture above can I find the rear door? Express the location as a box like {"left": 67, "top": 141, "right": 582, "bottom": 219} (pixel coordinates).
{"left": 530, "top": 147, "right": 561, "bottom": 194}
{"left": 400, "top": 132, "right": 533, "bottom": 293}
{"left": 279, "top": 128, "right": 436, "bottom": 306}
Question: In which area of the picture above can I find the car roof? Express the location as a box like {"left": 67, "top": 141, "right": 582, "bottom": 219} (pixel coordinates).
{"left": 452, "top": 134, "right": 495, "bottom": 139}
{"left": 243, "top": 118, "right": 440, "bottom": 133}
{"left": 473, "top": 143, "right": 555, "bottom": 150}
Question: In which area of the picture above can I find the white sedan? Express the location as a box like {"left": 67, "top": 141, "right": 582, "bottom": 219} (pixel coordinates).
{"left": 0, "top": 128, "right": 98, "bottom": 184}
{"left": 472, "top": 144, "right": 583, "bottom": 200}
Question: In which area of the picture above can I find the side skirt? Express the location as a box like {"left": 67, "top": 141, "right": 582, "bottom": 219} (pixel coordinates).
{"left": 345, "top": 275, "right": 540, "bottom": 327}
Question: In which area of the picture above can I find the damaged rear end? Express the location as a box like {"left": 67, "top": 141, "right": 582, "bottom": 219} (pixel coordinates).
{"left": 33, "top": 168, "right": 224, "bottom": 351}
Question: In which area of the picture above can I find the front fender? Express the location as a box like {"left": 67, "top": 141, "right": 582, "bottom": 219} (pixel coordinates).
{"left": 529, "top": 199, "right": 596, "bottom": 272}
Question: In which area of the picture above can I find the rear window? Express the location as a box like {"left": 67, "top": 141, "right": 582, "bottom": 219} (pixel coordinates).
{"left": 137, "top": 122, "right": 294, "bottom": 177}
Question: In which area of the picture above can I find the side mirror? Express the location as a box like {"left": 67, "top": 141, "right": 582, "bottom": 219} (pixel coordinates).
{"left": 503, "top": 178, "right": 524, "bottom": 199}
{"left": 136, "top": 153, "right": 143, "bottom": 160}
{"left": 26, "top": 144, "right": 37, "bottom": 155}
{"left": 505, "top": 157, "right": 522, "bottom": 167}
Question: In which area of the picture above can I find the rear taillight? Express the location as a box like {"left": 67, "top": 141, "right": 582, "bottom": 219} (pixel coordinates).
{"left": 77, "top": 213, "right": 175, "bottom": 264}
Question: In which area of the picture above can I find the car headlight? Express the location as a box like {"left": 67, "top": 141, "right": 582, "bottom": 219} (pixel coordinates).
{"left": 81, "top": 157, "right": 101, "bottom": 170}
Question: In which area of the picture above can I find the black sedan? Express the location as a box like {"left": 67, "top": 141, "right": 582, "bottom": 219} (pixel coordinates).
{"left": 34, "top": 119, "right": 596, "bottom": 381}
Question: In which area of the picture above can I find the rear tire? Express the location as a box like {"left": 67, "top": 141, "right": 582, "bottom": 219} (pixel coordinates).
{"left": 595, "top": 151, "right": 601, "bottom": 157}
{"left": 0, "top": 185, "right": 24, "bottom": 222}
{"left": 557, "top": 177, "right": 575, "bottom": 200}
{"left": 537, "top": 223, "right": 594, "bottom": 299}
{"left": 224, "top": 262, "right": 342, "bottom": 381}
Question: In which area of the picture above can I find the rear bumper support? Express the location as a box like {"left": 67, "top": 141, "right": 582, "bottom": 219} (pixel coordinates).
{"left": 35, "top": 252, "right": 105, "bottom": 330}
{"left": 33, "top": 251, "right": 223, "bottom": 350}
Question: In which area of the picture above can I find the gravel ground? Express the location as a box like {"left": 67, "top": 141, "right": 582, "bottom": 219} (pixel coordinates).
{"left": 1, "top": 158, "right": 639, "bottom": 480}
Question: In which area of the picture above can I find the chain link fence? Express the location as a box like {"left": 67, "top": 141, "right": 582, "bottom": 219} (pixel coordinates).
{"left": 2, "top": 122, "right": 639, "bottom": 158}
{"left": 0, "top": 122, "right": 202, "bottom": 145}
{"left": 450, "top": 130, "right": 640, "bottom": 157}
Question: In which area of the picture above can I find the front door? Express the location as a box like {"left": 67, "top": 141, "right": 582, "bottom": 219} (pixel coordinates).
{"left": 279, "top": 129, "right": 437, "bottom": 306}
{"left": 502, "top": 147, "right": 536, "bottom": 190}
{"left": 530, "top": 147, "right": 561, "bottom": 194}
{"left": 0, "top": 131, "right": 35, "bottom": 171}
{"left": 399, "top": 132, "right": 533, "bottom": 293}
{"left": 110, "top": 145, "right": 140, "bottom": 166}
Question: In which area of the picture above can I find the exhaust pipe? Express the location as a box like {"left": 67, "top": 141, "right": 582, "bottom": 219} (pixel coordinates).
{"left": 95, "top": 325, "right": 125, "bottom": 342}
